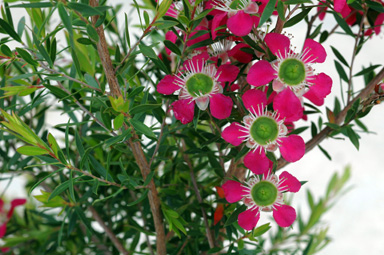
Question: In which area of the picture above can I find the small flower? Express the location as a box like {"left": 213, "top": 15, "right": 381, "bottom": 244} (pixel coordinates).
{"left": 222, "top": 89, "right": 305, "bottom": 174}
{"left": 0, "top": 198, "right": 27, "bottom": 238}
{"left": 157, "top": 54, "right": 237, "bottom": 124}
{"left": 247, "top": 33, "right": 332, "bottom": 118}
{"left": 211, "top": 0, "right": 260, "bottom": 37}
{"left": 222, "top": 171, "right": 301, "bottom": 230}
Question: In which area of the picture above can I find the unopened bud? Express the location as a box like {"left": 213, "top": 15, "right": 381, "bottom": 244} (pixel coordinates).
{"left": 375, "top": 83, "right": 384, "bottom": 95}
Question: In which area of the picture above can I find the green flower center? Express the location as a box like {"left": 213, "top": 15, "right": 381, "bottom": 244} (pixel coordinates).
{"left": 251, "top": 181, "right": 278, "bottom": 206}
{"left": 185, "top": 73, "right": 214, "bottom": 97}
{"left": 229, "top": 0, "right": 245, "bottom": 9}
{"left": 278, "top": 58, "right": 306, "bottom": 86}
{"left": 250, "top": 116, "right": 279, "bottom": 145}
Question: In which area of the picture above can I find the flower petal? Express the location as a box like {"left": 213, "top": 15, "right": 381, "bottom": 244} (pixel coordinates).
{"left": 273, "top": 88, "right": 303, "bottom": 122}
{"left": 279, "top": 135, "right": 305, "bottom": 162}
{"left": 244, "top": 149, "right": 270, "bottom": 175}
{"left": 222, "top": 180, "right": 247, "bottom": 203}
{"left": 238, "top": 208, "right": 260, "bottom": 230}
{"left": 273, "top": 204, "right": 296, "bottom": 227}
{"left": 217, "top": 64, "right": 240, "bottom": 83}
{"left": 165, "top": 31, "right": 178, "bottom": 55}
{"left": 247, "top": 60, "right": 276, "bottom": 87}
{"left": 264, "top": 33, "right": 290, "bottom": 57}
{"left": 172, "top": 99, "right": 195, "bottom": 124}
{"left": 222, "top": 122, "right": 245, "bottom": 146}
{"left": 157, "top": 75, "right": 180, "bottom": 95}
{"left": 211, "top": 12, "right": 228, "bottom": 40}
{"left": 303, "top": 38, "right": 327, "bottom": 63}
{"left": 279, "top": 171, "right": 301, "bottom": 193}
{"left": 0, "top": 223, "right": 7, "bottom": 238}
{"left": 374, "top": 13, "right": 384, "bottom": 35}
{"left": 227, "top": 11, "right": 254, "bottom": 37}
{"left": 210, "top": 93, "right": 233, "bottom": 119}
{"left": 228, "top": 43, "right": 253, "bottom": 63}
{"left": 242, "top": 89, "right": 267, "bottom": 114}
{"left": 304, "top": 73, "right": 332, "bottom": 106}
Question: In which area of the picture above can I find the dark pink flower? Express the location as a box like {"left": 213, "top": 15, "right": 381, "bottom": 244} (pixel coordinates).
{"left": 247, "top": 33, "right": 332, "bottom": 108}
{"left": 221, "top": 89, "right": 305, "bottom": 173}
{"left": 221, "top": 171, "right": 301, "bottom": 230}
{"left": 0, "top": 198, "right": 27, "bottom": 238}
{"left": 157, "top": 55, "right": 235, "bottom": 123}
{"left": 212, "top": 0, "right": 260, "bottom": 37}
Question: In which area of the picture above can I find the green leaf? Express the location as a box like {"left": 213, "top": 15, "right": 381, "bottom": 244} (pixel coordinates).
{"left": 0, "top": 18, "right": 21, "bottom": 42}
{"left": 86, "top": 24, "right": 99, "bottom": 42}
{"left": 113, "top": 113, "right": 125, "bottom": 130}
{"left": 130, "top": 118, "right": 157, "bottom": 140}
{"left": 1, "top": 44, "right": 13, "bottom": 57}
{"left": 17, "top": 146, "right": 48, "bottom": 156}
{"left": 129, "top": 104, "right": 161, "bottom": 115}
{"left": 331, "top": 46, "right": 349, "bottom": 67}
{"left": 353, "top": 64, "right": 381, "bottom": 76}
{"left": 346, "top": 126, "right": 360, "bottom": 150}
{"left": 139, "top": 43, "right": 158, "bottom": 59}
{"left": 157, "top": 0, "right": 173, "bottom": 19}
{"left": 284, "top": 0, "right": 313, "bottom": 4}
{"left": 318, "top": 145, "right": 332, "bottom": 160}
{"left": 74, "top": 207, "right": 94, "bottom": 233}
{"left": 58, "top": 3, "right": 72, "bottom": 36}
{"left": 67, "top": 2, "right": 103, "bottom": 16}
{"left": 224, "top": 204, "right": 246, "bottom": 227}
{"left": 48, "top": 181, "right": 70, "bottom": 201}
{"left": 334, "top": 60, "right": 349, "bottom": 82}
{"left": 259, "top": 0, "right": 277, "bottom": 27}
{"left": 277, "top": 0, "right": 285, "bottom": 21}
{"left": 333, "top": 12, "right": 354, "bottom": 36}
{"left": 126, "top": 189, "right": 149, "bottom": 206}
{"left": 164, "top": 40, "right": 181, "bottom": 56}
{"left": 8, "top": 2, "right": 54, "bottom": 8}
{"left": 34, "top": 190, "right": 66, "bottom": 208}
{"left": 252, "top": 223, "right": 271, "bottom": 237}
{"left": 16, "top": 47, "right": 38, "bottom": 66}
{"left": 284, "top": 8, "right": 311, "bottom": 27}
{"left": 29, "top": 168, "right": 64, "bottom": 195}
{"left": 208, "top": 247, "right": 222, "bottom": 254}
{"left": 84, "top": 73, "right": 99, "bottom": 89}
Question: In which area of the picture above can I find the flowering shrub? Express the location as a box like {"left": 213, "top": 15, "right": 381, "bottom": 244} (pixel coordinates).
{"left": 0, "top": 0, "right": 383, "bottom": 254}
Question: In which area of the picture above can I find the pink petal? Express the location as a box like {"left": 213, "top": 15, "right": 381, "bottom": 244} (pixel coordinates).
{"left": 7, "top": 198, "right": 27, "bottom": 219}
{"left": 210, "top": 93, "right": 233, "bottom": 119}
{"left": 0, "top": 199, "right": 3, "bottom": 212}
{"left": 279, "top": 171, "right": 301, "bottom": 193}
{"left": 242, "top": 89, "right": 267, "bottom": 114}
{"left": 227, "top": 11, "right": 254, "bottom": 37}
{"left": 0, "top": 223, "right": 7, "bottom": 238}
{"left": 227, "top": 43, "right": 253, "bottom": 63}
{"left": 273, "top": 88, "right": 303, "bottom": 122}
{"left": 183, "top": 52, "right": 210, "bottom": 72}
{"left": 303, "top": 38, "right": 327, "bottom": 63}
{"left": 217, "top": 64, "right": 240, "bottom": 83}
{"left": 247, "top": 60, "right": 277, "bottom": 87}
{"left": 157, "top": 75, "right": 180, "bottom": 95}
{"left": 304, "top": 73, "right": 332, "bottom": 106}
{"left": 264, "top": 33, "right": 290, "bottom": 57}
{"left": 374, "top": 13, "right": 384, "bottom": 35}
{"left": 244, "top": 149, "right": 271, "bottom": 175}
{"left": 334, "top": 0, "right": 350, "bottom": 18}
{"left": 222, "top": 122, "right": 246, "bottom": 146}
{"left": 238, "top": 208, "right": 260, "bottom": 230}
{"left": 279, "top": 135, "right": 305, "bottom": 162}
{"left": 211, "top": 12, "right": 228, "bottom": 40}
{"left": 172, "top": 99, "right": 195, "bottom": 124}
{"left": 222, "top": 180, "right": 247, "bottom": 203}
{"left": 273, "top": 204, "right": 296, "bottom": 227}
{"left": 186, "top": 25, "right": 210, "bottom": 50}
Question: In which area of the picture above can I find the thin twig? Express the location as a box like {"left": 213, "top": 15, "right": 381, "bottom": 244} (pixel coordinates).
{"left": 347, "top": 9, "right": 367, "bottom": 103}
{"left": 180, "top": 139, "right": 216, "bottom": 249}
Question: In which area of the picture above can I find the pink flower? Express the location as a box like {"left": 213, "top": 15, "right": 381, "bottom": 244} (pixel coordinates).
{"left": 222, "top": 171, "right": 301, "bottom": 230}
{"left": 247, "top": 33, "right": 332, "bottom": 109}
{"left": 157, "top": 54, "right": 237, "bottom": 124}
{"left": 0, "top": 198, "right": 27, "bottom": 238}
{"left": 211, "top": 0, "right": 260, "bottom": 37}
{"left": 222, "top": 89, "right": 305, "bottom": 174}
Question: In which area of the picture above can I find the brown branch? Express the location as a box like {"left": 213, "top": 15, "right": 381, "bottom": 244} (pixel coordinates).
{"left": 88, "top": 205, "right": 130, "bottom": 255}
{"left": 277, "top": 67, "right": 384, "bottom": 170}
{"left": 89, "top": 2, "right": 166, "bottom": 254}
